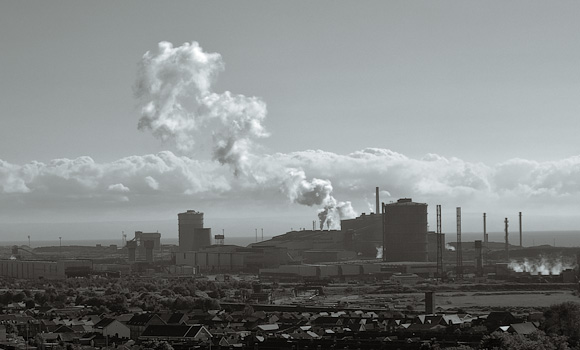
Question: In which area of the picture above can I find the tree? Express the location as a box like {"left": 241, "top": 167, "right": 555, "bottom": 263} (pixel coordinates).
{"left": 543, "top": 302, "right": 580, "bottom": 341}
{"left": 480, "top": 330, "right": 569, "bottom": 350}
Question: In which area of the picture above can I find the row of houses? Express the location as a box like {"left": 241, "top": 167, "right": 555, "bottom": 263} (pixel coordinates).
{"left": 0, "top": 303, "right": 545, "bottom": 349}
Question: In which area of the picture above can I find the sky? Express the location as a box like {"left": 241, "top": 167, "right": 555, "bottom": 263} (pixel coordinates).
{"left": 1, "top": 1, "right": 580, "bottom": 243}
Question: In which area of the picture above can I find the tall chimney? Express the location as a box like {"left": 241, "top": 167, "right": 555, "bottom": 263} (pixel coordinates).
{"left": 376, "top": 187, "right": 380, "bottom": 215}
{"left": 483, "top": 213, "right": 487, "bottom": 243}
{"left": 519, "top": 212, "right": 522, "bottom": 247}
{"left": 505, "top": 217, "right": 509, "bottom": 261}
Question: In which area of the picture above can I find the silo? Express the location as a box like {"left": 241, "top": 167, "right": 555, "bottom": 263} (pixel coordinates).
{"left": 178, "top": 210, "right": 211, "bottom": 252}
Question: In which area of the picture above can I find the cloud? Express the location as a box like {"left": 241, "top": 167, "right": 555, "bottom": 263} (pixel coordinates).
{"left": 4, "top": 148, "right": 580, "bottom": 226}
{"left": 145, "top": 176, "right": 159, "bottom": 190}
{"left": 134, "top": 41, "right": 268, "bottom": 176}
{"left": 107, "top": 183, "right": 130, "bottom": 193}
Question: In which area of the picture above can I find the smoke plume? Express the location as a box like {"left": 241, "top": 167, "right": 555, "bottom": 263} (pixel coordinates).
{"left": 134, "top": 41, "right": 356, "bottom": 224}
{"left": 283, "top": 169, "right": 356, "bottom": 229}
{"left": 509, "top": 255, "right": 576, "bottom": 275}
{"left": 134, "top": 41, "right": 268, "bottom": 176}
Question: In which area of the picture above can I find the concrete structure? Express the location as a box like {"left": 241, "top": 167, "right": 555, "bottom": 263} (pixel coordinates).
{"left": 341, "top": 213, "right": 382, "bottom": 257}
{"left": 175, "top": 244, "right": 289, "bottom": 272}
{"left": 383, "top": 198, "right": 428, "bottom": 262}
{"left": 178, "top": 210, "right": 211, "bottom": 252}
{"left": 144, "top": 240, "right": 154, "bottom": 263}
{"left": 127, "top": 240, "right": 137, "bottom": 262}
{"left": 425, "top": 291, "right": 435, "bottom": 314}
{"left": 0, "top": 259, "right": 92, "bottom": 279}
{"left": 427, "top": 231, "right": 445, "bottom": 262}
{"left": 134, "top": 231, "right": 161, "bottom": 250}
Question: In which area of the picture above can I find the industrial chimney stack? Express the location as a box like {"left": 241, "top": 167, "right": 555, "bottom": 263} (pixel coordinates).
{"left": 375, "top": 187, "right": 379, "bottom": 215}
{"left": 519, "top": 212, "right": 522, "bottom": 247}
{"left": 505, "top": 217, "right": 509, "bottom": 261}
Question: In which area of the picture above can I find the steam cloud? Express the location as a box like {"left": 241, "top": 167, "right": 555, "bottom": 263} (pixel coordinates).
{"left": 6, "top": 41, "right": 580, "bottom": 231}
{"left": 135, "top": 41, "right": 268, "bottom": 176}
{"left": 283, "top": 169, "right": 356, "bottom": 229}
{"left": 509, "top": 256, "right": 576, "bottom": 275}
{"left": 134, "top": 41, "right": 355, "bottom": 223}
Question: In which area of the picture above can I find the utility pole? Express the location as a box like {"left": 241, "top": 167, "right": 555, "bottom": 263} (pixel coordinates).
{"left": 59, "top": 236, "right": 62, "bottom": 256}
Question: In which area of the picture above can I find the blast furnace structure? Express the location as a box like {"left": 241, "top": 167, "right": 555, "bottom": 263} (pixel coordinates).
{"left": 178, "top": 210, "right": 211, "bottom": 252}
{"left": 383, "top": 198, "right": 428, "bottom": 262}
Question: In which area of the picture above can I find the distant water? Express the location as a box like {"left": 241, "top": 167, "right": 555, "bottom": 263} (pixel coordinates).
{"left": 1, "top": 236, "right": 265, "bottom": 248}
{"left": 2, "top": 230, "right": 580, "bottom": 249}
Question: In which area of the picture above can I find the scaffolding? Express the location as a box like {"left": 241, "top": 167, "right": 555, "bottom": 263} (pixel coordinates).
{"left": 436, "top": 204, "right": 443, "bottom": 280}
{"left": 456, "top": 207, "right": 463, "bottom": 280}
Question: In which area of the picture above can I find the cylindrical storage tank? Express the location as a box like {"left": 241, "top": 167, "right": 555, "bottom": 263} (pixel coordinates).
{"left": 178, "top": 210, "right": 204, "bottom": 252}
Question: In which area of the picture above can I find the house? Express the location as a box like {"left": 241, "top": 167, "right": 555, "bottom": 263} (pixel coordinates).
{"left": 139, "top": 324, "right": 212, "bottom": 344}
{"left": 507, "top": 322, "right": 537, "bottom": 335}
{"left": 126, "top": 313, "right": 166, "bottom": 339}
{"left": 93, "top": 318, "right": 130, "bottom": 339}
{"left": 485, "top": 311, "right": 518, "bottom": 331}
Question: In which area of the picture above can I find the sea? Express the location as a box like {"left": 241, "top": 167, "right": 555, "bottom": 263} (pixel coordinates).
{"left": 2, "top": 231, "right": 580, "bottom": 249}
{"left": 0, "top": 236, "right": 262, "bottom": 248}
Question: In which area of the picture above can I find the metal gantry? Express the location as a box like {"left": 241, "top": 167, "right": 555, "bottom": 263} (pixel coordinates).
{"left": 456, "top": 207, "right": 463, "bottom": 280}
{"left": 436, "top": 205, "right": 443, "bottom": 280}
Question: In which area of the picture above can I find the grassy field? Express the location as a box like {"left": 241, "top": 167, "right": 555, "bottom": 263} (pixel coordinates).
{"left": 436, "top": 290, "right": 579, "bottom": 310}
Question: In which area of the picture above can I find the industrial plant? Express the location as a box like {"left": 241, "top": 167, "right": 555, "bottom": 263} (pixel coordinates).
{"left": 1, "top": 187, "right": 580, "bottom": 350}
{"left": 1, "top": 185, "right": 574, "bottom": 286}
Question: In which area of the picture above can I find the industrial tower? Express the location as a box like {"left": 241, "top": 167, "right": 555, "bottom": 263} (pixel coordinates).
{"left": 436, "top": 204, "right": 443, "bottom": 280}
{"left": 456, "top": 207, "right": 463, "bottom": 279}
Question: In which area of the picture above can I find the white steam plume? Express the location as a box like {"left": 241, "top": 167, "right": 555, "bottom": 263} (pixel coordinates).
{"left": 134, "top": 40, "right": 357, "bottom": 223}
{"left": 509, "top": 256, "right": 576, "bottom": 275}
{"left": 134, "top": 41, "right": 268, "bottom": 176}
{"left": 283, "top": 169, "right": 356, "bottom": 229}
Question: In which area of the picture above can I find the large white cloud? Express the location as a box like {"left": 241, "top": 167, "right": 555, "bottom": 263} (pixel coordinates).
{"left": 3, "top": 148, "right": 580, "bottom": 230}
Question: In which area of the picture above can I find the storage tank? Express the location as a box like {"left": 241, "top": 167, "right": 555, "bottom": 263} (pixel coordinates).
{"left": 178, "top": 210, "right": 211, "bottom": 252}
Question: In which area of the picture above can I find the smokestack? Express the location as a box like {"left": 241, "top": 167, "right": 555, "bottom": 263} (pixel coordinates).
{"left": 425, "top": 291, "right": 435, "bottom": 314}
{"left": 505, "top": 217, "right": 509, "bottom": 261}
{"left": 519, "top": 212, "right": 522, "bottom": 247}
{"left": 483, "top": 213, "right": 487, "bottom": 243}
{"left": 475, "top": 240, "right": 483, "bottom": 277}
{"left": 376, "top": 187, "right": 379, "bottom": 215}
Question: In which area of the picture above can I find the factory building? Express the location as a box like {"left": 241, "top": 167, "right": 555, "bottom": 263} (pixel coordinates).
{"left": 126, "top": 231, "right": 161, "bottom": 262}
{"left": 0, "top": 259, "right": 92, "bottom": 280}
{"left": 384, "top": 198, "right": 428, "bottom": 262}
{"left": 178, "top": 210, "right": 211, "bottom": 252}
{"left": 340, "top": 212, "right": 382, "bottom": 257}
{"left": 175, "top": 244, "right": 289, "bottom": 272}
